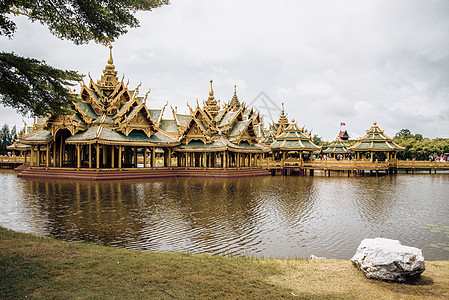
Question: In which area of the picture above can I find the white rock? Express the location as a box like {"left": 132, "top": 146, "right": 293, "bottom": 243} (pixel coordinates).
{"left": 351, "top": 238, "right": 425, "bottom": 282}
{"left": 309, "top": 255, "right": 326, "bottom": 260}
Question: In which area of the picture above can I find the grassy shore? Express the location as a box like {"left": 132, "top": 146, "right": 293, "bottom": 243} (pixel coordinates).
{"left": 1, "top": 227, "right": 448, "bottom": 299}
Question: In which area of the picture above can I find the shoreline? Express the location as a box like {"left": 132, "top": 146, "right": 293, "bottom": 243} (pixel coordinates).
{"left": 1, "top": 227, "right": 448, "bottom": 299}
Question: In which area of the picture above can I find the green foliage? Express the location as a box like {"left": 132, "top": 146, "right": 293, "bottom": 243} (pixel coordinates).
{"left": 312, "top": 134, "right": 329, "bottom": 147}
{"left": 3, "top": 0, "right": 169, "bottom": 45}
{"left": 394, "top": 129, "right": 449, "bottom": 160}
{"left": 395, "top": 128, "right": 412, "bottom": 138}
{"left": 0, "top": 0, "right": 169, "bottom": 117}
{"left": 0, "top": 52, "right": 82, "bottom": 116}
{"left": 0, "top": 123, "right": 17, "bottom": 153}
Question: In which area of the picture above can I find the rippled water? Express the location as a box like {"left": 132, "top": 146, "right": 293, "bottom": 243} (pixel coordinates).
{"left": 1, "top": 170, "right": 448, "bottom": 259}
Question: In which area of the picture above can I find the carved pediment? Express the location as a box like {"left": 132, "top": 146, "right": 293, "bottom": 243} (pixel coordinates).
{"left": 181, "top": 118, "right": 212, "bottom": 145}
{"left": 116, "top": 108, "right": 155, "bottom": 137}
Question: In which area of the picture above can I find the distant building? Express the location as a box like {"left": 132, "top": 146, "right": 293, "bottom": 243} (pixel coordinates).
{"left": 338, "top": 130, "right": 350, "bottom": 140}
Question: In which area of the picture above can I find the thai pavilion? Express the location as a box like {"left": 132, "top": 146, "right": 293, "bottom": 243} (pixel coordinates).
{"left": 270, "top": 119, "right": 321, "bottom": 165}
{"left": 349, "top": 122, "right": 404, "bottom": 161}
{"left": 323, "top": 137, "right": 352, "bottom": 159}
{"left": 17, "top": 46, "right": 270, "bottom": 172}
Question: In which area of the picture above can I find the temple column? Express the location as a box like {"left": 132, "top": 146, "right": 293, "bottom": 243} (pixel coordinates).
{"left": 225, "top": 152, "right": 228, "bottom": 168}
{"left": 168, "top": 148, "right": 172, "bottom": 167}
{"left": 96, "top": 143, "right": 100, "bottom": 169}
{"left": 133, "top": 147, "right": 137, "bottom": 168}
{"left": 77, "top": 145, "right": 81, "bottom": 168}
{"left": 53, "top": 140, "right": 57, "bottom": 167}
{"left": 282, "top": 151, "right": 286, "bottom": 167}
{"left": 111, "top": 146, "right": 115, "bottom": 168}
{"left": 36, "top": 145, "right": 40, "bottom": 167}
{"left": 370, "top": 151, "right": 374, "bottom": 163}
{"left": 118, "top": 146, "right": 122, "bottom": 168}
{"left": 30, "top": 146, "right": 34, "bottom": 167}
{"left": 102, "top": 145, "right": 107, "bottom": 166}
{"left": 46, "top": 144, "right": 50, "bottom": 167}
{"left": 143, "top": 147, "right": 147, "bottom": 167}
{"left": 151, "top": 147, "right": 156, "bottom": 168}
{"left": 202, "top": 152, "right": 206, "bottom": 168}
{"left": 89, "top": 144, "right": 92, "bottom": 168}
{"left": 221, "top": 152, "right": 224, "bottom": 168}
{"left": 59, "top": 136, "right": 64, "bottom": 167}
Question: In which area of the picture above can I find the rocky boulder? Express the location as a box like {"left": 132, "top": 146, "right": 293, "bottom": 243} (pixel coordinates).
{"left": 351, "top": 238, "right": 425, "bottom": 282}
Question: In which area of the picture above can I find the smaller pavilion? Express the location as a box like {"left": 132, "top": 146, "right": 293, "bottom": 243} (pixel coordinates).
{"left": 323, "top": 137, "right": 352, "bottom": 159}
{"left": 271, "top": 120, "right": 321, "bottom": 165}
{"left": 350, "top": 123, "right": 404, "bottom": 161}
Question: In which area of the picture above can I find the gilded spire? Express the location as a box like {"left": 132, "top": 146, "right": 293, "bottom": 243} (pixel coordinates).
{"left": 276, "top": 102, "right": 289, "bottom": 135}
{"left": 230, "top": 85, "right": 240, "bottom": 111}
{"left": 205, "top": 79, "right": 219, "bottom": 117}
{"left": 97, "top": 45, "right": 119, "bottom": 91}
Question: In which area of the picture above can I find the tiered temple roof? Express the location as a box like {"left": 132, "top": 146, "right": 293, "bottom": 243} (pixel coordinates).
{"left": 174, "top": 81, "right": 269, "bottom": 153}
{"left": 21, "top": 46, "right": 179, "bottom": 147}
{"left": 350, "top": 123, "right": 405, "bottom": 152}
{"left": 270, "top": 103, "right": 289, "bottom": 136}
{"left": 323, "top": 137, "right": 351, "bottom": 154}
{"left": 271, "top": 121, "right": 321, "bottom": 152}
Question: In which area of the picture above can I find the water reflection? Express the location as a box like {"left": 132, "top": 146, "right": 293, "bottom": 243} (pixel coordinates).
{"left": 1, "top": 170, "right": 448, "bottom": 260}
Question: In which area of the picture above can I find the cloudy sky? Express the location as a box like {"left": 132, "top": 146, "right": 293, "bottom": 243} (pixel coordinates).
{"left": 1, "top": 0, "right": 448, "bottom": 140}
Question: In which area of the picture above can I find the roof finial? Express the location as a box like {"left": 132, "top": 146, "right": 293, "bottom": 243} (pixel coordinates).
{"left": 209, "top": 79, "right": 214, "bottom": 97}
{"left": 282, "top": 103, "right": 285, "bottom": 115}
{"left": 108, "top": 45, "right": 113, "bottom": 65}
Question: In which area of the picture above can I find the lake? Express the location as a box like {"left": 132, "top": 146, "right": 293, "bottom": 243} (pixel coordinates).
{"left": 1, "top": 170, "right": 448, "bottom": 260}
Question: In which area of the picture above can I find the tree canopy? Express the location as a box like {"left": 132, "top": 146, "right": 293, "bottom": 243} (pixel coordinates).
{"left": 0, "top": 0, "right": 169, "bottom": 117}
{"left": 394, "top": 129, "right": 449, "bottom": 160}
{"left": 0, "top": 123, "right": 18, "bottom": 154}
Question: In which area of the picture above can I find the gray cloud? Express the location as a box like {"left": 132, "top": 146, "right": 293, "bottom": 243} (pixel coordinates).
{"left": 1, "top": 0, "right": 448, "bottom": 140}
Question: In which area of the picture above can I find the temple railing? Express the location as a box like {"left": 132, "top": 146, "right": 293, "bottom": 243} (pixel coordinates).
{"left": 396, "top": 160, "right": 449, "bottom": 169}
{"left": 0, "top": 155, "right": 26, "bottom": 163}
{"left": 264, "top": 159, "right": 449, "bottom": 170}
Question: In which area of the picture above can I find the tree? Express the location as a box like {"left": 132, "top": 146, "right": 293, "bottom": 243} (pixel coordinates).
{"left": 395, "top": 129, "right": 412, "bottom": 138}
{"left": 312, "top": 134, "right": 322, "bottom": 145}
{"left": 0, "top": 124, "right": 11, "bottom": 153}
{"left": 0, "top": 0, "right": 169, "bottom": 117}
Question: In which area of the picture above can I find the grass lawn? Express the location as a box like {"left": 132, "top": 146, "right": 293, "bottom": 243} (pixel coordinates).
{"left": 1, "top": 226, "right": 448, "bottom": 299}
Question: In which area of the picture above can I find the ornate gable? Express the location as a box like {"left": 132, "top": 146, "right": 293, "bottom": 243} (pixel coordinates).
{"left": 73, "top": 102, "right": 94, "bottom": 125}
{"left": 193, "top": 108, "right": 216, "bottom": 134}
{"left": 219, "top": 108, "right": 244, "bottom": 134}
{"left": 181, "top": 117, "right": 212, "bottom": 145}
{"left": 116, "top": 104, "right": 155, "bottom": 137}
{"left": 45, "top": 114, "right": 85, "bottom": 137}
{"left": 230, "top": 119, "right": 258, "bottom": 145}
